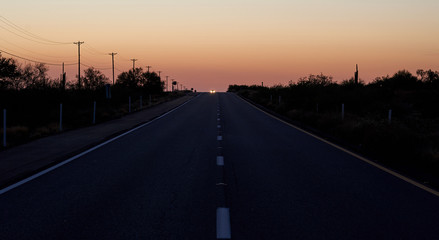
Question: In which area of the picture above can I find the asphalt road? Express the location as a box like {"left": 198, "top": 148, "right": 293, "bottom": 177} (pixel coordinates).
{"left": 1, "top": 92, "right": 438, "bottom": 239}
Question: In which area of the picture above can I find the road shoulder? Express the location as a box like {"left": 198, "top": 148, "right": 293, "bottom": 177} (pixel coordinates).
{"left": 0, "top": 94, "right": 195, "bottom": 189}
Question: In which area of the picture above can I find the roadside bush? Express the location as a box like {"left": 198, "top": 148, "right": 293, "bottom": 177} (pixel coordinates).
{"left": 228, "top": 69, "right": 439, "bottom": 188}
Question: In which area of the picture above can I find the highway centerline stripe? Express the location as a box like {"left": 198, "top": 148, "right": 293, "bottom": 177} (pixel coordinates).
{"left": 217, "top": 136, "right": 223, "bottom": 141}
{"left": 217, "top": 156, "right": 224, "bottom": 166}
{"left": 217, "top": 125, "right": 221, "bottom": 128}
{"left": 216, "top": 207, "right": 231, "bottom": 239}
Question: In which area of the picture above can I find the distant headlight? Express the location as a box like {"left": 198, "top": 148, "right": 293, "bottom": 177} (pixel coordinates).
{"left": 210, "top": 90, "right": 216, "bottom": 94}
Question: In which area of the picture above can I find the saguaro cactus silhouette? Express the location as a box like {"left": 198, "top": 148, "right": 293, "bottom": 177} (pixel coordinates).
{"left": 355, "top": 64, "right": 359, "bottom": 84}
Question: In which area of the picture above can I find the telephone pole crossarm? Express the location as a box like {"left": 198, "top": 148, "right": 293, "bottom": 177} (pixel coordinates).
{"left": 130, "top": 59, "right": 138, "bottom": 72}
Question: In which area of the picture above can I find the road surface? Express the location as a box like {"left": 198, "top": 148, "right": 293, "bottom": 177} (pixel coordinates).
{"left": 1, "top": 92, "right": 438, "bottom": 239}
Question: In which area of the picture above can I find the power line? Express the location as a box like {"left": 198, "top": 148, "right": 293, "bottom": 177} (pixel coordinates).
{"left": 117, "top": 54, "right": 132, "bottom": 62}
{"left": 82, "top": 44, "right": 107, "bottom": 55}
{"left": 80, "top": 63, "right": 112, "bottom": 70}
{"left": 81, "top": 56, "right": 111, "bottom": 66}
{"left": 85, "top": 43, "right": 107, "bottom": 54}
{"left": 0, "top": 36, "right": 76, "bottom": 59}
{"left": 0, "top": 48, "right": 76, "bottom": 66}
{"left": 115, "top": 62, "right": 125, "bottom": 69}
{"left": 82, "top": 48, "right": 103, "bottom": 56}
{"left": 0, "top": 25, "right": 64, "bottom": 45}
{"left": 0, "top": 16, "right": 71, "bottom": 45}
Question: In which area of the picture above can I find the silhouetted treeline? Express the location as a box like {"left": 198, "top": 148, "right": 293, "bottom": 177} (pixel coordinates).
{"left": 0, "top": 54, "right": 178, "bottom": 147}
{"left": 0, "top": 54, "right": 165, "bottom": 93}
{"left": 229, "top": 70, "right": 439, "bottom": 118}
{"left": 229, "top": 69, "right": 439, "bottom": 188}
{"left": 116, "top": 68, "right": 164, "bottom": 93}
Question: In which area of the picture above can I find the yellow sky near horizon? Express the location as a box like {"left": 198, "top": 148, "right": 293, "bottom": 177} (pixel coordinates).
{"left": 1, "top": 0, "right": 438, "bottom": 91}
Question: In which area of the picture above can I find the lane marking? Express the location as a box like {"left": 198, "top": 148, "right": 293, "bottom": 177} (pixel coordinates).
{"left": 216, "top": 207, "right": 231, "bottom": 239}
{"left": 217, "top": 118, "right": 221, "bottom": 121}
{"left": 217, "top": 156, "right": 224, "bottom": 166}
{"left": 217, "top": 125, "right": 221, "bottom": 128}
{"left": 239, "top": 95, "right": 439, "bottom": 197}
{"left": 217, "top": 136, "right": 223, "bottom": 141}
{"left": 0, "top": 95, "right": 200, "bottom": 195}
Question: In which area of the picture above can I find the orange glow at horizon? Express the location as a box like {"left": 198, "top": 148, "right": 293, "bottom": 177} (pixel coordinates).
{"left": 1, "top": 0, "right": 438, "bottom": 92}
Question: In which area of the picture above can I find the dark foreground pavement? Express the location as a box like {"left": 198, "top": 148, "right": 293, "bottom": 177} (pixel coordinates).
{"left": 0, "top": 94, "right": 194, "bottom": 189}
{"left": 0, "top": 92, "right": 438, "bottom": 239}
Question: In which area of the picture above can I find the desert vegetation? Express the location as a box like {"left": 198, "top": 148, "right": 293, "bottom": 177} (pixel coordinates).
{"left": 0, "top": 54, "right": 185, "bottom": 147}
{"left": 229, "top": 69, "right": 439, "bottom": 188}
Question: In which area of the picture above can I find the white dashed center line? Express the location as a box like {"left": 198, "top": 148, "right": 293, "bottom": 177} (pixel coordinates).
{"left": 215, "top": 102, "right": 231, "bottom": 239}
{"left": 217, "top": 156, "right": 224, "bottom": 166}
{"left": 216, "top": 207, "right": 231, "bottom": 239}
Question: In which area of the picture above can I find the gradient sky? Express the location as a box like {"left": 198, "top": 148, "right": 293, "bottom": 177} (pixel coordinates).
{"left": 1, "top": 0, "right": 438, "bottom": 92}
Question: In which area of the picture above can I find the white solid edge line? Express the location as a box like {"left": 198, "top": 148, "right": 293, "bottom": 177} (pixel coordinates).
{"left": 217, "top": 156, "right": 224, "bottom": 166}
{"left": 0, "top": 95, "right": 199, "bottom": 195}
{"left": 216, "top": 207, "right": 231, "bottom": 239}
{"left": 239, "top": 94, "right": 439, "bottom": 198}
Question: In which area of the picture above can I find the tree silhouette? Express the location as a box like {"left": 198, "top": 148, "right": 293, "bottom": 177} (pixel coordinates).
{"left": 297, "top": 73, "right": 334, "bottom": 87}
{"left": 372, "top": 70, "right": 419, "bottom": 90}
{"left": 21, "top": 63, "right": 49, "bottom": 89}
{"left": 0, "top": 54, "right": 20, "bottom": 89}
{"left": 116, "top": 68, "right": 143, "bottom": 88}
{"left": 142, "top": 71, "right": 164, "bottom": 93}
{"left": 82, "top": 67, "right": 109, "bottom": 90}
{"left": 417, "top": 69, "right": 439, "bottom": 85}
{"left": 116, "top": 68, "right": 164, "bottom": 93}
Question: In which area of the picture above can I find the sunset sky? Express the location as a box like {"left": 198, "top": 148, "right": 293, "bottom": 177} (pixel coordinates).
{"left": 1, "top": 0, "right": 438, "bottom": 92}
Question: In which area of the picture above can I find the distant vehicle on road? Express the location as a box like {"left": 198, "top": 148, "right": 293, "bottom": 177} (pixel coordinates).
{"left": 210, "top": 90, "right": 216, "bottom": 94}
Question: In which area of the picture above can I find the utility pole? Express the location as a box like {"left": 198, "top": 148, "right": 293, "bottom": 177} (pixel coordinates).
{"left": 130, "top": 59, "right": 138, "bottom": 72}
{"left": 166, "top": 76, "right": 169, "bottom": 92}
{"left": 109, "top": 52, "right": 117, "bottom": 85}
{"left": 158, "top": 71, "right": 162, "bottom": 78}
{"left": 61, "top": 62, "right": 66, "bottom": 90}
{"left": 74, "top": 41, "right": 84, "bottom": 88}
{"left": 146, "top": 65, "right": 152, "bottom": 73}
